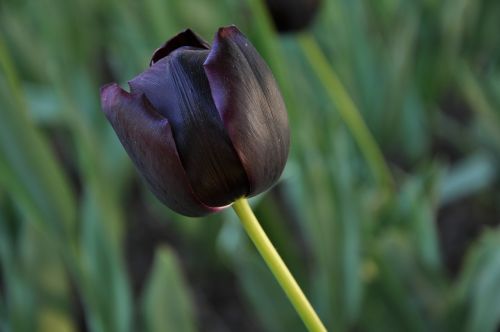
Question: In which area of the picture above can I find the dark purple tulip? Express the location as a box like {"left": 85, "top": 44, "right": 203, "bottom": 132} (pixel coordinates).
{"left": 265, "top": 0, "right": 321, "bottom": 32}
{"left": 101, "top": 26, "right": 289, "bottom": 217}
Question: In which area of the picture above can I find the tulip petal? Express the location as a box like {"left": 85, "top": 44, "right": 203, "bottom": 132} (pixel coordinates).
{"left": 151, "top": 29, "right": 210, "bottom": 66}
{"left": 101, "top": 83, "right": 217, "bottom": 217}
{"left": 204, "top": 26, "right": 290, "bottom": 196}
{"left": 129, "top": 50, "right": 249, "bottom": 207}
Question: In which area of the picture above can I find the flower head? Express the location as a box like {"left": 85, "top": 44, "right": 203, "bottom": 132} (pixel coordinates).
{"left": 101, "top": 26, "right": 289, "bottom": 216}
{"left": 266, "top": 0, "right": 322, "bottom": 32}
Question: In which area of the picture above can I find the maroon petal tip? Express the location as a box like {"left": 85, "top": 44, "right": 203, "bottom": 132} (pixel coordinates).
{"left": 204, "top": 26, "right": 246, "bottom": 70}
{"left": 150, "top": 29, "right": 210, "bottom": 66}
{"left": 100, "top": 83, "right": 132, "bottom": 114}
{"left": 100, "top": 82, "right": 120, "bottom": 98}
{"left": 217, "top": 25, "right": 240, "bottom": 37}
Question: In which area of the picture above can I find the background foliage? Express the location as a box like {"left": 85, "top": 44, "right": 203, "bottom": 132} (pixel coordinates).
{"left": 1, "top": 0, "right": 500, "bottom": 331}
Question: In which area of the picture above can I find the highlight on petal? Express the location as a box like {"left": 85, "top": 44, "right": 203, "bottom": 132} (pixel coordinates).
{"left": 204, "top": 26, "right": 290, "bottom": 197}
{"left": 100, "top": 83, "right": 217, "bottom": 217}
{"left": 150, "top": 29, "right": 210, "bottom": 66}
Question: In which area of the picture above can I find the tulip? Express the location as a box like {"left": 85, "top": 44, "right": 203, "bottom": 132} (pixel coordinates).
{"left": 265, "top": 0, "right": 322, "bottom": 32}
{"left": 101, "top": 26, "right": 289, "bottom": 217}
{"left": 101, "top": 26, "right": 326, "bottom": 332}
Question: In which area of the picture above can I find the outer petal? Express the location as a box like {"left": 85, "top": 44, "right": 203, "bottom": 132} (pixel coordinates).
{"left": 129, "top": 50, "right": 249, "bottom": 207}
{"left": 150, "top": 29, "right": 210, "bottom": 65}
{"left": 101, "top": 83, "right": 217, "bottom": 217}
{"left": 204, "top": 26, "right": 290, "bottom": 197}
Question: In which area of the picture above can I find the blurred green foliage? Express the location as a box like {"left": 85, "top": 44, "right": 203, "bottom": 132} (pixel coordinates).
{"left": 1, "top": 0, "right": 500, "bottom": 331}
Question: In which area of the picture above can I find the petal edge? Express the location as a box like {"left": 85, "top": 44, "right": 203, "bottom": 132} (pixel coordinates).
{"left": 101, "top": 83, "right": 218, "bottom": 217}
{"left": 150, "top": 29, "right": 210, "bottom": 66}
{"left": 204, "top": 26, "right": 290, "bottom": 196}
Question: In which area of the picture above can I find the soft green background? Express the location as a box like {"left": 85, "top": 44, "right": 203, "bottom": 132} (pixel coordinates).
{"left": 1, "top": 0, "right": 500, "bottom": 331}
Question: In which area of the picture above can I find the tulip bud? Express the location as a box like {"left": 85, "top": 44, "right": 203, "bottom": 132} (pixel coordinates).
{"left": 265, "top": 0, "right": 321, "bottom": 32}
{"left": 101, "top": 26, "right": 289, "bottom": 217}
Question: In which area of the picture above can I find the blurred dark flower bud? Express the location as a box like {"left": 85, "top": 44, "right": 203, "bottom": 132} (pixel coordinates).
{"left": 265, "top": 0, "right": 321, "bottom": 32}
{"left": 101, "top": 26, "right": 289, "bottom": 217}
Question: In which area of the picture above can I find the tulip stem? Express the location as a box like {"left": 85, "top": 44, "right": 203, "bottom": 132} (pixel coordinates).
{"left": 297, "top": 34, "right": 394, "bottom": 192}
{"left": 232, "top": 198, "right": 327, "bottom": 332}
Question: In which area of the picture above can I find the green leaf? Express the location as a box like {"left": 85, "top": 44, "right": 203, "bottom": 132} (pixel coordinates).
{"left": 458, "top": 231, "right": 500, "bottom": 332}
{"left": 0, "top": 36, "right": 76, "bottom": 239}
{"left": 79, "top": 189, "right": 132, "bottom": 332}
{"left": 227, "top": 246, "right": 302, "bottom": 331}
{"left": 38, "top": 308, "right": 76, "bottom": 332}
{"left": 439, "top": 153, "right": 496, "bottom": 205}
{"left": 0, "top": 202, "right": 37, "bottom": 332}
{"left": 141, "top": 246, "right": 197, "bottom": 332}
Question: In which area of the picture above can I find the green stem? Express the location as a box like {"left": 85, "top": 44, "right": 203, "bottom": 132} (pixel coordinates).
{"left": 232, "top": 198, "right": 327, "bottom": 332}
{"left": 297, "top": 34, "right": 393, "bottom": 191}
